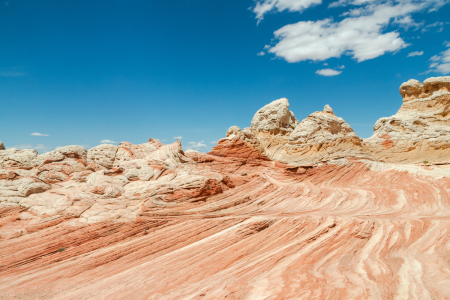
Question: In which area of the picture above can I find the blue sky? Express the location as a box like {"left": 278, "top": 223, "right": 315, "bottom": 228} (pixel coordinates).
{"left": 1, "top": 0, "right": 449, "bottom": 153}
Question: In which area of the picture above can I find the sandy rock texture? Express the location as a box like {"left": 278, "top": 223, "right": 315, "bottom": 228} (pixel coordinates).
{"left": 1, "top": 142, "right": 450, "bottom": 299}
{"left": 229, "top": 99, "right": 368, "bottom": 165}
{"left": 365, "top": 76, "right": 450, "bottom": 163}
{"left": 1, "top": 76, "right": 450, "bottom": 299}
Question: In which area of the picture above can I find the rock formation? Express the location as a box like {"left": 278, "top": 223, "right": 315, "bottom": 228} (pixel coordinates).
{"left": 0, "top": 141, "right": 4, "bottom": 150}
{"left": 365, "top": 76, "right": 450, "bottom": 163}
{"left": 1, "top": 76, "right": 450, "bottom": 299}
{"left": 281, "top": 104, "right": 368, "bottom": 164}
{"left": 226, "top": 100, "right": 368, "bottom": 165}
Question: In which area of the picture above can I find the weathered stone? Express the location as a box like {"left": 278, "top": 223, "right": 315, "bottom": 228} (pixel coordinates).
{"left": 365, "top": 76, "right": 450, "bottom": 163}
{"left": 87, "top": 144, "right": 118, "bottom": 169}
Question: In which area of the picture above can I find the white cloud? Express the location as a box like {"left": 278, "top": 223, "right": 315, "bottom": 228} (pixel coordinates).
{"left": 253, "top": 0, "right": 322, "bottom": 21}
{"left": 211, "top": 141, "right": 217, "bottom": 144}
{"left": 173, "top": 136, "right": 183, "bottom": 140}
{"left": 266, "top": 0, "right": 445, "bottom": 63}
{"left": 100, "top": 139, "right": 117, "bottom": 144}
{"left": 316, "top": 69, "right": 342, "bottom": 76}
{"left": 338, "top": 65, "right": 345, "bottom": 69}
{"left": 31, "top": 132, "right": 49, "bottom": 136}
{"left": 407, "top": 51, "right": 424, "bottom": 57}
{"left": 257, "top": 51, "right": 266, "bottom": 56}
{"left": 12, "top": 143, "right": 51, "bottom": 153}
{"left": 422, "top": 21, "right": 444, "bottom": 32}
{"left": 188, "top": 141, "right": 207, "bottom": 150}
{"left": 427, "top": 45, "right": 450, "bottom": 74}
{"left": 328, "top": 0, "right": 375, "bottom": 8}
{"left": 161, "top": 139, "right": 167, "bottom": 142}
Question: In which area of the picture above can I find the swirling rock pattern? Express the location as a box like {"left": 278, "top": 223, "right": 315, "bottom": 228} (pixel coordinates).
{"left": 1, "top": 76, "right": 450, "bottom": 299}
{"left": 1, "top": 144, "right": 450, "bottom": 299}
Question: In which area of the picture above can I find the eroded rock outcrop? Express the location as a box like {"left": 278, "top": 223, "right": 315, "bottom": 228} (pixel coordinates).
{"left": 365, "top": 76, "right": 450, "bottom": 163}
{"left": 226, "top": 100, "right": 368, "bottom": 165}
{"left": 280, "top": 105, "right": 368, "bottom": 164}
{"left": 250, "top": 98, "right": 299, "bottom": 135}
{"left": 0, "top": 139, "right": 234, "bottom": 225}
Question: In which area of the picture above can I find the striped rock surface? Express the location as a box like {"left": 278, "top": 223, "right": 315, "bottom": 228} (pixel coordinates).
{"left": 1, "top": 138, "right": 450, "bottom": 299}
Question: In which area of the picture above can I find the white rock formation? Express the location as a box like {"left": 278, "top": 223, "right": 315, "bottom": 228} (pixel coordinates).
{"left": 250, "top": 98, "right": 299, "bottom": 136}
{"left": 225, "top": 99, "right": 368, "bottom": 165}
{"left": 365, "top": 76, "right": 450, "bottom": 163}
{"left": 87, "top": 144, "right": 118, "bottom": 169}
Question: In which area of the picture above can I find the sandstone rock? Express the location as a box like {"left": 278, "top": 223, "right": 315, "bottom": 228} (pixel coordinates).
{"left": 365, "top": 76, "right": 450, "bottom": 163}
{"left": 276, "top": 105, "right": 368, "bottom": 164}
{"left": 32, "top": 146, "right": 87, "bottom": 167}
{"left": 120, "top": 159, "right": 155, "bottom": 181}
{"left": 226, "top": 126, "right": 242, "bottom": 137}
{"left": 148, "top": 140, "right": 191, "bottom": 169}
{"left": 235, "top": 100, "right": 368, "bottom": 164}
{"left": 0, "top": 149, "right": 39, "bottom": 169}
{"left": 20, "top": 192, "right": 73, "bottom": 216}
{"left": 84, "top": 171, "right": 129, "bottom": 198}
{"left": 209, "top": 136, "right": 270, "bottom": 161}
{"left": 0, "top": 141, "right": 4, "bottom": 150}
{"left": 87, "top": 144, "right": 118, "bottom": 169}
{"left": 0, "top": 177, "right": 51, "bottom": 197}
{"left": 224, "top": 126, "right": 264, "bottom": 154}
{"left": 250, "top": 98, "right": 299, "bottom": 136}
{"left": 114, "top": 139, "right": 163, "bottom": 164}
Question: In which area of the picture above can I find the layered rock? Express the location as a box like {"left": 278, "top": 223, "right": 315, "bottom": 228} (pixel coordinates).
{"left": 250, "top": 98, "right": 299, "bottom": 135}
{"left": 279, "top": 105, "right": 368, "bottom": 164}
{"left": 0, "top": 139, "right": 234, "bottom": 225}
{"left": 248, "top": 98, "right": 300, "bottom": 160}
{"left": 226, "top": 99, "right": 368, "bottom": 165}
{"left": 3, "top": 77, "right": 450, "bottom": 299}
{"left": 1, "top": 152, "right": 450, "bottom": 298}
{"left": 365, "top": 76, "right": 450, "bottom": 163}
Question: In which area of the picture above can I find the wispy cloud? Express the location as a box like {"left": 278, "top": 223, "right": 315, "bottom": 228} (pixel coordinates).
{"left": 211, "top": 141, "right": 217, "bottom": 144}
{"left": 316, "top": 69, "right": 342, "bottom": 76}
{"left": 257, "top": 51, "right": 266, "bottom": 56}
{"left": 173, "top": 136, "right": 183, "bottom": 140}
{"left": 427, "top": 43, "right": 450, "bottom": 74}
{"left": 188, "top": 141, "right": 207, "bottom": 150}
{"left": 100, "top": 139, "right": 117, "bottom": 144}
{"left": 31, "top": 132, "right": 49, "bottom": 137}
{"left": 422, "top": 21, "right": 444, "bottom": 32}
{"left": 11, "top": 143, "right": 51, "bottom": 153}
{"left": 407, "top": 51, "right": 424, "bottom": 57}
{"left": 253, "top": 0, "right": 322, "bottom": 22}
